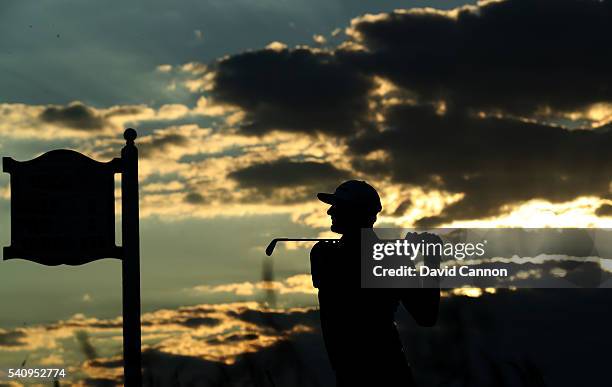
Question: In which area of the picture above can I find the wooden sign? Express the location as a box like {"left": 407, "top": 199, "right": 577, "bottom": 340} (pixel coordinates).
{"left": 3, "top": 150, "right": 122, "bottom": 265}
{"left": 2, "top": 128, "right": 142, "bottom": 386}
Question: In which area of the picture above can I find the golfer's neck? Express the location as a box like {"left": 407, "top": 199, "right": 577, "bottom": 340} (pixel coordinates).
{"left": 341, "top": 228, "right": 369, "bottom": 241}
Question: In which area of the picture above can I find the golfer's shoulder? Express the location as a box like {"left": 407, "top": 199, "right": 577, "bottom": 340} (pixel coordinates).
{"left": 310, "top": 240, "right": 339, "bottom": 258}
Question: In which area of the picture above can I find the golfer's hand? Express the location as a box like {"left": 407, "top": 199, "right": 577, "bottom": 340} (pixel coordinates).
{"left": 405, "top": 231, "right": 442, "bottom": 287}
{"left": 421, "top": 232, "right": 442, "bottom": 267}
{"left": 407, "top": 232, "right": 442, "bottom": 268}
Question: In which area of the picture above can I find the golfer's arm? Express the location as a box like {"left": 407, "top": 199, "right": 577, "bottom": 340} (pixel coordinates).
{"left": 309, "top": 242, "right": 325, "bottom": 288}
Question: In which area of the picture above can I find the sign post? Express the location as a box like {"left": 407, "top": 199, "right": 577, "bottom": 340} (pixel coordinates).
{"left": 2, "top": 128, "right": 142, "bottom": 386}
{"left": 121, "top": 128, "right": 142, "bottom": 387}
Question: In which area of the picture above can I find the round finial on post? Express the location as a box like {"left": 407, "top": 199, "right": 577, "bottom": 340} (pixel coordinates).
{"left": 124, "top": 128, "right": 137, "bottom": 144}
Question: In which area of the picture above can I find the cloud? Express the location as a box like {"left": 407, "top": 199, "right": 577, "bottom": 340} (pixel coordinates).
{"left": 0, "top": 329, "right": 27, "bottom": 347}
{"left": 229, "top": 158, "right": 350, "bottom": 191}
{"left": 5, "top": 280, "right": 612, "bottom": 386}
{"left": 226, "top": 157, "right": 352, "bottom": 205}
{"left": 5, "top": 289, "right": 612, "bottom": 386}
{"left": 346, "top": 0, "right": 612, "bottom": 117}
{"left": 0, "top": 299, "right": 320, "bottom": 373}
{"left": 0, "top": 101, "right": 194, "bottom": 141}
{"left": 187, "top": 0, "right": 612, "bottom": 224}
{"left": 137, "top": 131, "right": 189, "bottom": 158}
{"left": 190, "top": 274, "right": 317, "bottom": 297}
{"left": 156, "top": 64, "right": 173, "bottom": 73}
{"left": 103, "top": 104, "right": 152, "bottom": 119}
{"left": 229, "top": 308, "right": 319, "bottom": 331}
{"left": 595, "top": 204, "right": 612, "bottom": 217}
{"left": 118, "top": 126, "right": 357, "bottom": 220}
{"left": 184, "top": 192, "right": 206, "bottom": 204}
{"left": 350, "top": 105, "right": 612, "bottom": 225}
{"left": 312, "top": 34, "right": 327, "bottom": 44}
{"left": 205, "top": 47, "right": 376, "bottom": 136}
{"left": 181, "top": 62, "right": 208, "bottom": 75}
{"left": 39, "top": 102, "right": 107, "bottom": 130}
{"left": 178, "top": 316, "right": 221, "bottom": 328}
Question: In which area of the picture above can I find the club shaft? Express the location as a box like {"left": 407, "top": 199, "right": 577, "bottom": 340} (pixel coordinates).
{"left": 265, "top": 238, "right": 338, "bottom": 256}
{"left": 273, "top": 238, "right": 335, "bottom": 242}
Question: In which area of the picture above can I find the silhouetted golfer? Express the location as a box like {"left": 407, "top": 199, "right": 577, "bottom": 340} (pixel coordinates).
{"left": 310, "top": 180, "right": 440, "bottom": 386}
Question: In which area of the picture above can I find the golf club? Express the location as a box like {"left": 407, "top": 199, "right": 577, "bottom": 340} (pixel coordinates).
{"left": 265, "top": 238, "right": 338, "bottom": 256}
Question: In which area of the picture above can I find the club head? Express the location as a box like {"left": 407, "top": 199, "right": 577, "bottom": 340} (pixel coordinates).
{"left": 265, "top": 239, "right": 278, "bottom": 256}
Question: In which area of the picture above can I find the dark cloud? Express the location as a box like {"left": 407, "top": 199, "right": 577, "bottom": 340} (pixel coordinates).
{"left": 138, "top": 133, "right": 188, "bottom": 158}
{"left": 178, "top": 316, "right": 220, "bottom": 328}
{"left": 209, "top": 48, "right": 375, "bottom": 136}
{"left": 229, "top": 158, "right": 349, "bottom": 190}
{"left": 80, "top": 377, "right": 121, "bottom": 386}
{"left": 40, "top": 102, "right": 106, "bottom": 130}
{"left": 350, "top": 105, "right": 612, "bottom": 225}
{"left": 207, "top": 0, "right": 612, "bottom": 135}
{"left": 228, "top": 158, "right": 350, "bottom": 202}
{"left": 139, "top": 329, "right": 327, "bottom": 387}
{"left": 345, "top": 0, "right": 612, "bottom": 223}
{"left": 391, "top": 199, "right": 412, "bottom": 217}
{"left": 184, "top": 192, "right": 206, "bottom": 204}
{"left": 348, "top": 0, "right": 612, "bottom": 116}
{"left": 595, "top": 204, "right": 612, "bottom": 217}
{"left": 177, "top": 305, "right": 216, "bottom": 315}
{"left": 104, "top": 105, "right": 149, "bottom": 118}
{"left": 0, "top": 329, "right": 27, "bottom": 347}
{"left": 207, "top": 333, "right": 259, "bottom": 344}
{"left": 229, "top": 308, "right": 319, "bottom": 331}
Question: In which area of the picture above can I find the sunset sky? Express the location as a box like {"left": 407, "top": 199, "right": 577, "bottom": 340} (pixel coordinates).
{"left": 1, "top": 0, "right": 612, "bottom": 322}
{"left": 1, "top": 0, "right": 612, "bottom": 384}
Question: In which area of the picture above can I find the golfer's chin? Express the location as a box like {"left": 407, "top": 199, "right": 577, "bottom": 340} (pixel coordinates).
{"left": 330, "top": 223, "right": 341, "bottom": 234}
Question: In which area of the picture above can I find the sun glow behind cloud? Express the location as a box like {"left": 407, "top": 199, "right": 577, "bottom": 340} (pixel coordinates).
{"left": 2, "top": 98, "right": 612, "bottom": 230}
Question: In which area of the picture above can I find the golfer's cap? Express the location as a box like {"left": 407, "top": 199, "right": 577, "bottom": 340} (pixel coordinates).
{"left": 317, "top": 180, "right": 382, "bottom": 213}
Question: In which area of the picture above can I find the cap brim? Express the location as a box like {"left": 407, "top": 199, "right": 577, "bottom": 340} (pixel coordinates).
{"left": 317, "top": 192, "right": 336, "bottom": 205}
